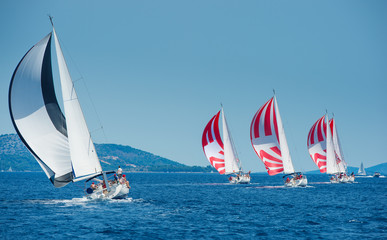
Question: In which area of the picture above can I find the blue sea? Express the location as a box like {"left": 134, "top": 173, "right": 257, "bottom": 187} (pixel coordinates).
{"left": 0, "top": 172, "right": 386, "bottom": 239}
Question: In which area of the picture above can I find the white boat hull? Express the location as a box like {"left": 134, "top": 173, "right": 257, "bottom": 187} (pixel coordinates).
{"left": 285, "top": 176, "right": 308, "bottom": 187}
{"left": 229, "top": 174, "right": 251, "bottom": 184}
{"left": 348, "top": 176, "right": 355, "bottom": 183}
{"left": 87, "top": 183, "right": 129, "bottom": 200}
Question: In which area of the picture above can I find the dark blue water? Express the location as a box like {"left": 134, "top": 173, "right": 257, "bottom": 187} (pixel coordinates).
{"left": 0, "top": 172, "right": 386, "bottom": 239}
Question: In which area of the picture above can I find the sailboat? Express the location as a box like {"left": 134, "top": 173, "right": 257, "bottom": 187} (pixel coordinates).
{"left": 357, "top": 162, "right": 366, "bottom": 176}
{"left": 329, "top": 117, "right": 354, "bottom": 183}
{"left": 250, "top": 95, "right": 307, "bottom": 187}
{"left": 307, "top": 114, "right": 340, "bottom": 183}
{"left": 202, "top": 107, "right": 251, "bottom": 184}
{"left": 8, "top": 18, "right": 129, "bottom": 199}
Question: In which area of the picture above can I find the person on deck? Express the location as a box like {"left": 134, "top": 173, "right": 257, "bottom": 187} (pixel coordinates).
{"left": 286, "top": 177, "right": 290, "bottom": 183}
{"left": 117, "top": 166, "right": 123, "bottom": 178}
{"left": 120, "top": 174, "right": 130, "bottom": 188}
{"left": 90, "top": 182, "right": 97, "bottom": 190}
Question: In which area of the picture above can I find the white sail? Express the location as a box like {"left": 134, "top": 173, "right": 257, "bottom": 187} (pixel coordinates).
{"left": 273, "top": 96, "right": 295, "bottom": 174}
{"left": 358, "top": 162, "right": 366, "bottom": 175}
{"left": 325, "top": 115, "right": 339, "bottom": 174}
{"left": 221, "top": 108, "right": 241, "bottom": 174}
{"left": 9, "top": 33, "right": 73, "bottom": 187}
{"left": 330, "top": 118, "right": 347, "bottom": 173}
{"left": 53, "top": 29, "right": 102, "bottom": 180}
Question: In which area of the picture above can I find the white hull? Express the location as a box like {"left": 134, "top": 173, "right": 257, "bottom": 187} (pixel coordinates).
{"left": 348, "top": 176, "right": 355, "bottom": 183}
{"left": 229, "top": 174, "right": 251, "bottom": 184}
{"left": 87, "top": 183, "right": 129, "bottom": 200}
{"left": 285, "top": 176, "right": 308, "bottom": 187}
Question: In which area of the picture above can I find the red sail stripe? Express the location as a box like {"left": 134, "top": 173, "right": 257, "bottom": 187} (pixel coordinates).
{"left": 268, "top": 168, "right": 284, "bottom": 176}
{"left": 219, "top": 150, "right": 224, "bottom": 155}
{"left": 323, "top": 116, "right": 327, "bottom": 139}
{"left": 259, "top": 150, "right": 283, "bottom": 163}
{"left": 308, "top": 120, "right": 317, "bottom": 146}
{"left": 253, "top": 102, "right": 267, "bottom": 139}
{"left": 317, "top": 160, "right": 326, "bottom": 169}
{"left": 264, "top": 98, "right": 273, "bottom": 136}
{"left": 264, "top": 161, "right": 284, "bottom": 168}
{"left": 209, "top": 157, "right": 224, "bottom": 166}
{"left": 329, "top": 119, "right": 334, "bottom": 136}
{"left": 317, "top": 116, "right": 325, "bottom": 142}
{"left": 270, "top": 146, "right": 282, "bottom": 157}
{"left": 319, "top": 167, "right": 327, "bottom": 173}
{"left": 213, "top": 162, "right": 225, "bottom": 170}
{"left": 313, "top": 153, "right": 326, "bottom": 162}
{"left": 213, "top": 111, "right": 224, "bottom": 149}
{"left": 202, "top": 114, "right": 217, "bottom": 147}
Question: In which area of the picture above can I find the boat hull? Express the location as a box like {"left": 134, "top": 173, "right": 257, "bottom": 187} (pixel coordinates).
{"left": 284, "top": 176, "right": 308, "bottom": 187}
{"left": 87, "top": 183, "right": 129, "bottom": 200}
{"left": 229, "top": 174, "right": 251, "bottom": 184}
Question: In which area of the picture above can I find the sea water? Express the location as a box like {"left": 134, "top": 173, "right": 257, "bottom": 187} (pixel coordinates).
{"left": 0, "top": 172, "right": 386, "bottom": 239}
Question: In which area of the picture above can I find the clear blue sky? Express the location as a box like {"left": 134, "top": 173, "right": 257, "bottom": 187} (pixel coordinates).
{"left": 1, "top": 0, "right": 386, "bottom": 172}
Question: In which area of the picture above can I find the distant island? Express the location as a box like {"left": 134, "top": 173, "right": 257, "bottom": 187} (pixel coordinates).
{"left": 0, "top": 134, "right": 212, "bottom": 173}
{"left": 305, "top": 163, "right": 387, "bottom": 175}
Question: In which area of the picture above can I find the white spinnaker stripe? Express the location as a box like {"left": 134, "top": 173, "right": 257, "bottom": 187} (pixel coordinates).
{"left": 222, "top": 109, "right": 240, "bottom": 174}
{"left": 274, "top": 96, "right": 294, "bottom": 174}
{"left": 53, "top": 29, "right": 102, "bottom": 178}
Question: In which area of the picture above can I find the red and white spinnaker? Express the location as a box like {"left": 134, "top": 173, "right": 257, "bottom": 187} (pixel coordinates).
{"left": 250, "top": 96, "right": 295, "bottom": 176}
{"left": 307, "top": 115, "right": 338, "bottom": 174}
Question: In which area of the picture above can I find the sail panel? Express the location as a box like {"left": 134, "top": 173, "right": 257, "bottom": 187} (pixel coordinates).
{"left": 329, "top": 118, "right": 346, "bottom": 173}
{"left": 222, "top": 108, "right": 241, "bottom": 174}
{"left": 325, "top": 115, "right": 339, "bottom": 174}
{"left": 250, "top": 97, "right": 289, "bottom": 175}
{"left": 53, "top": 29, "right": 102, "bottom": 179}
{"left": 307, "top": 116, "right": 327, "bottom": 173}
{"left": 202, "top": 111, "right": 226, "bottom": 174}
{"left": 9, "top": 33, "right": 72, "bottom": 186}
{"left": 273, "top": 96, "right": 295, "bottom": 174}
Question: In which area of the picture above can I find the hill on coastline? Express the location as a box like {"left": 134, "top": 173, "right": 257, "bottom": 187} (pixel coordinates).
{"left": 305, "top": 163, "right": 387, "bottom": 175}
{"left": 0, "top": 134, "right": 212, "bottom": 172}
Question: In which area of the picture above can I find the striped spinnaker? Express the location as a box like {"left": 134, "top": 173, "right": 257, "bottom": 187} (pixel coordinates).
{"left": 307, "top": 115, "right": 327, "bottom": 173}
{"left": 250, "top": 97, "right": 286, "bottom": 175}
{"left": 202, "top": 111, "right": 225, "bottom": 174}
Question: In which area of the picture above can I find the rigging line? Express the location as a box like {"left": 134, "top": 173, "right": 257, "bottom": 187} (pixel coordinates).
{"left": 55, "top": 31, "right": 109, "bottom": 144}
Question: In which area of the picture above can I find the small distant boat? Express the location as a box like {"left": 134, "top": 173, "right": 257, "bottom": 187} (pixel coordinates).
{"left": 7, "top": 167, "right": 13, "bottom": 172}
{"left": 202, "top": 106, "right": 251, "bottom": 184}
{"left": 8, "top": 18, "right": 129, "bottom": 199}
{"left": 373, "top": 172, "right": 381, "bottom": 178}
{"left": 357, "top": 162, "right": 367, "bottom": 176}
{"left": 250, "top": 95, "right": 307, "bottom": 187}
